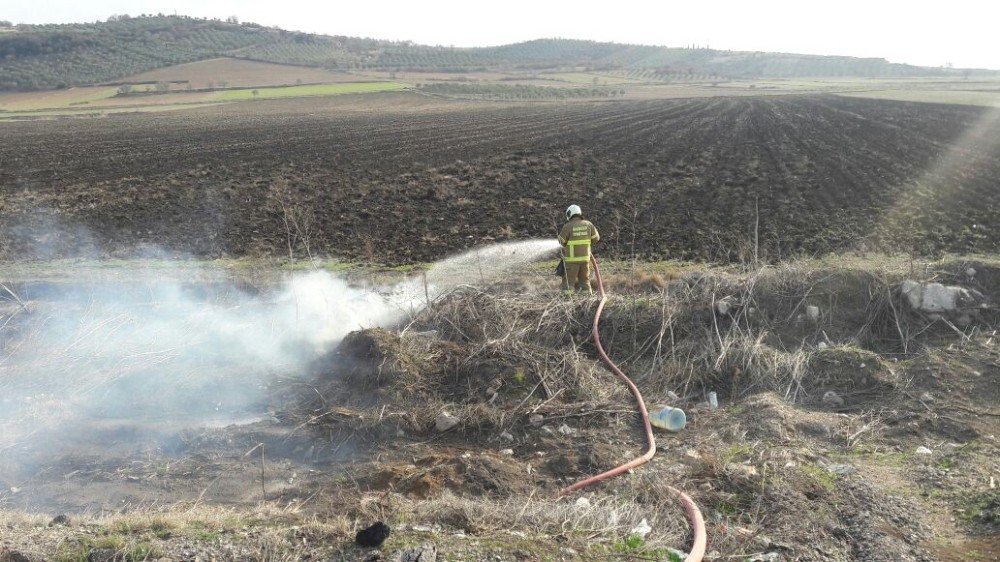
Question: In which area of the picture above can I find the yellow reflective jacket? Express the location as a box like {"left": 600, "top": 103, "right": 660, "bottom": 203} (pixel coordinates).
{"left": 558, "top": 217, "right": 600, "bottom": 263}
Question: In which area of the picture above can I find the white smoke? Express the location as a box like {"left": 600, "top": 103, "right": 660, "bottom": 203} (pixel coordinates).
{"left": 0, "top": 239, "right": 560, "bottom": 452}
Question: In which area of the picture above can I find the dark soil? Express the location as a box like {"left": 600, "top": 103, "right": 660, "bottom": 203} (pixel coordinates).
{"left": 2, "top": 93, "right": 999, "bottom": 263}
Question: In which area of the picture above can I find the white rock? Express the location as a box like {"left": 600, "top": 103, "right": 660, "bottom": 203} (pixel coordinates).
{"left": 806, "top": 305, "right": 820, "bottom": 322}
{"left": 500, "top": 448, "right": 514, "bottom": 456}
{"left": 499, "top": 431, "right": 514, "bottom": 442}
{"left": 817, "top": 341, "right": 829, "bottom": 350}
{"left": 901, "top": 281, "right": 964, "bottom": 313}
{"left": 435, "top": 411, "right": 460, "bottom": 432}
{"left": 822, "top": 391, "right": 844, "bottom": 408}
{"left": 965, "top": 267, "right": 977, "bottom": 278}
{"left": 557, "top": 424, "right": 576, "bottom": 436}
{"left": 716, "top": 298, "right": 733, "bottom": 315}
{"left": 630, "top": 518, "right": 652, "bottom": 538}
{"left": 574, "top": 497, "right": 591, "bottom": 508}
{"left": 900, "top": 280, "right": 923, "bottom": 310}
{"left": 915, "top": 446, "right": 933, "bottom": 455}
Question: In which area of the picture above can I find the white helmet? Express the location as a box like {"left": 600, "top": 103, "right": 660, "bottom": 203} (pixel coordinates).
{"left": 565, "top": 204, "right": 582, "bottom": 220}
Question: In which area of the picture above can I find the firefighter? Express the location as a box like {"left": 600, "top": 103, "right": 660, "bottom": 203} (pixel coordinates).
{"left": 558, "top": 204, "right": 600, "bottom": 295}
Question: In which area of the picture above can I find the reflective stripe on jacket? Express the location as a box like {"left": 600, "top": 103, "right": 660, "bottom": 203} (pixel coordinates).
{"left": 558, "top": 218, "right": 600, "bottom": 263}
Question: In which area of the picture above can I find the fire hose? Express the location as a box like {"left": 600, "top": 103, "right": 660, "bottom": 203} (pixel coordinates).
{"left": 558, "top": 255, "right": 707, "bottom": 562}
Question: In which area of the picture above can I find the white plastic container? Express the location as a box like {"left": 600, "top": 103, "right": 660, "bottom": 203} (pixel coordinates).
{"left": 649, "top": 405, "right": 686, "bottom": 432}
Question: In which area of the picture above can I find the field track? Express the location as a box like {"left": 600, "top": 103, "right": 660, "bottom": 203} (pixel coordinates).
{"left": 2, "top": 93, "right": 999, "bottom": 262}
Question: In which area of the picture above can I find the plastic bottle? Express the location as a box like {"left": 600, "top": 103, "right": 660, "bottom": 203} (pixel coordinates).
{"left": 649, "top": 405, "right": 686, "bottom": 432}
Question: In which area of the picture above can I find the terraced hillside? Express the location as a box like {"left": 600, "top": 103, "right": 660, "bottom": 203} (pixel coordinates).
{"left": 1, "top": 15, "right": 983, "bottom": 91}
{"left": 1, "top": 93, "right": 998, "bottom": 263}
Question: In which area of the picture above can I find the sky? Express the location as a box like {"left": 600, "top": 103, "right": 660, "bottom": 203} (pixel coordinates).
{"left": 5, "top": 0, "right": 999, "bottom": 70}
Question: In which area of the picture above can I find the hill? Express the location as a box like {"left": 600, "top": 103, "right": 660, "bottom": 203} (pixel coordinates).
{"left": 1, "top": 15, "right": 992, "bottom": 91}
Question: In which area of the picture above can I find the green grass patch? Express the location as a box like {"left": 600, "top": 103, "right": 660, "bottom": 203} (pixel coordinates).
{"left": 0, "top": 103, "right": 209, "bottom": 120}
{"left": 837, "top": 89, "right": 1000, "bottom": 108}
{"left": 214, "top": 82, "right": 404, "bottom": 101}
{"left": 54, "top": 534, "right": 162, "bottom": 562}
{"left": 611, "top": 534, "right": 674, "bottom": 559}
{"left": 800, "top": 464, "right": 840, "bottom": 492}
{"left": 960, "top": 489, "right": 999, "bottom": 524}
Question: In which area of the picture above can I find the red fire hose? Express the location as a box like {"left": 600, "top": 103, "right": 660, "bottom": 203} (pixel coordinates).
{"left": 558, "top": 255, "right": 707, "bottom": 562}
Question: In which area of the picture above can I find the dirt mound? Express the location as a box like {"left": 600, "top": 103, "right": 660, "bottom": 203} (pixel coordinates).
{"left": 806, "top": 346, "right": 898, "bottom": 403}
{"left": 360, "top": 453, "right": 533, "bottom": 499}
{"left": 330, "top": 328, "right": 507, "bottom": 404}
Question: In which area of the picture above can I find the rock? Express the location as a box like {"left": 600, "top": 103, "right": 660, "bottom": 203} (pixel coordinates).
{"left": 499, "top": 448, "right": 514, "bottom": 456}
{"left": 965, "top": 267, "right": 977, "bottom": 279}
{"left": 822, "top": 391, "right": 844, "bottom": 408}
{"left": 1, "top": 549, "right": 38, "bottom": 562}
{"left": 356, "top": 522, "right": 391, "bottom": 548}
{"left": 749, "top": 553, "right": 781, "bottom": 562}
{"left": 574, "top": 497, "right": 591, "bottom": 508}
{"left": 434, "top": 411, "right": 459, "bottom": 432}
{"left": 727, "top": 463, "right": 759, "bottom": 479}
{"left": 817, "top": 341, "right": 829, "bottom": 350}
{"left": 900, "top": 280, "right": 984, "bottom": 314}
{"left": 630, "top": 518, "right": 652, "bottom": 538}
{"left": 49, "top": 514, "right": 70, "bottom": 526}
{"left": 915, "top": 446, "right": 933, "bottom": 455}
{"left": 715, "top": 297, "right": 735, "bottom": 315}
{"left": 499, "top": 431, "right": 514, "bottom": 442}
{"left": 806, "top": 305, "right": 820, "bottom": 322}
{"left": 825, "top": 464, "right": 856, "bottom": 476}
{"left": 396, "top": 545, "right": 437, "bottom": 562}
{"left": 528, "top": 414, "right": 544, "bottom": 427}
{"left": 557, "top": 424, "right": 576, "bottom": 436}
{"left": 87, "top": 549, "right": 125, "bottom": 562}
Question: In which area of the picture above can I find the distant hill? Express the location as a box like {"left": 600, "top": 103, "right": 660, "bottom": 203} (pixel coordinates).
{"left": 0, "top": 15, "right": 992, "bottom": 91}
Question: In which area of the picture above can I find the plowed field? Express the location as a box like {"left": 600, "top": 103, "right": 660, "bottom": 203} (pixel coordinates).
{"left": 2, "top": 93, "right": 999, "bottom": 263}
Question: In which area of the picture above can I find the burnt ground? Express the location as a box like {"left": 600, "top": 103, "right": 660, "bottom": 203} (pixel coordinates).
{"left": 2, "top": 93, "right": 1000, "bottom": 264}
{"left": 0, "top": 257, "right": 998, "bottom": 561}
